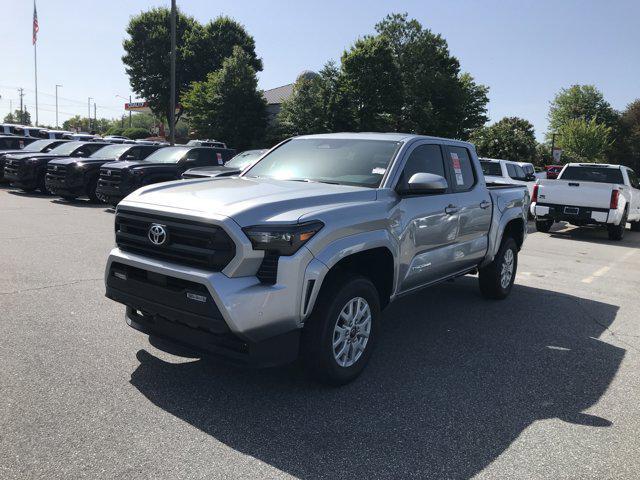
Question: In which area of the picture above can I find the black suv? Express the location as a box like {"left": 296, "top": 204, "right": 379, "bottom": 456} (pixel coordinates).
{"left": 0, "top": 135, "right": 38, "bottom": 151}
{"left": 46, "top": 143, "right": 164, "bottom": 202}
{"left": 96, "top": 145, "right": 235, "bottom": 205}
{"left": 4, "top": 141, "right": 109, "bottom": 193}
{"left": 1, "top": 139, "right": 69, "bottom": 182}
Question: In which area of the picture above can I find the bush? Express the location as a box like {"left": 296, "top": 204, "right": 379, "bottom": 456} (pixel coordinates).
{"left": 105, "top": 126, "right": 125, "bottom": 136}
{"left": 122, "top": 127, "right": 150, "bottom": 139}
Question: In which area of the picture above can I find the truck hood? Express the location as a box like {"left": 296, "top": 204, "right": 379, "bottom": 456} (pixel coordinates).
{"left": 102, "top": 160, "right": 175, "bottom": 170}
{"left": 122, "top": 176, "right": 377, "bottom": 226}
{"left": 49, "top": 156, "right": 119, "bottom": 166}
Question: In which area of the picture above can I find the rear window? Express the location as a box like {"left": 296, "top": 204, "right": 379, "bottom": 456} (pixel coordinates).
{"left": 560, "top": 166, "right": 624, "bottom": 184}
{"left": 481, "top": 161, "right": 502, "bottom": 176}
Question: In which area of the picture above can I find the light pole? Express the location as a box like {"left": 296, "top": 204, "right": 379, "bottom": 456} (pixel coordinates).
{"left": 116, "top": 94, "right": 132, "bottom": 128}
{"left": 55, "top": 84, "right": 62, "bottom": 128}
{"left": 169, "top": 0, "right": 176, "bottom": 145}
{"left": 87, "top": 97, "right": 92, "bottom": 132}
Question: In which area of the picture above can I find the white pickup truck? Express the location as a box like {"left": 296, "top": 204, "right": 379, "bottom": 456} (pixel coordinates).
{"left": 531, "top": 163, "right": 640, "bottom": 240}
{"left": 480, "top": 158, "right": 537, "bottom": 197}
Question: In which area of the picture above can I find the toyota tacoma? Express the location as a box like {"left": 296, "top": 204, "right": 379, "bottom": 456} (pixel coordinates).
{"left": 46, "top": 143, "right": 164, "bottom": 202}
{"left": 105, "top": 133, "right": 529, "bottom": 384}
{"left": 96, "top": 145, "right": 236, "bottom": 205}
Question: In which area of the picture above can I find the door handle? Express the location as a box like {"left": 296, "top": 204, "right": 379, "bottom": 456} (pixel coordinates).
{"left": 480, "top": 200, "right": 491, "bottom": 209}
{"left": 445, "top": 204, "right": 459, "bottom": 215}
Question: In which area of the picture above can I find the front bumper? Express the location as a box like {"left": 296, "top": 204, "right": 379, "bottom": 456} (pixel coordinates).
{"left": 45, "top": 174, "right": 85, "bottom": 196}
{"left": 96, "top": 179, "right": 133, "bottom": 204}
{"left": 4, "top": 162, "right": 37, "bottom": 187}
{"left": 105, "top": 245, "right": 328, "bottom": 364}
{"left": 531, "top": 202, "right": 621, "bottom": 225}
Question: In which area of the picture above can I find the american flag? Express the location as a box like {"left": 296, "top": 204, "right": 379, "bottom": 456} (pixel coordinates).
{"left": 32, "top": 1, "right": 39, "bottom": 45}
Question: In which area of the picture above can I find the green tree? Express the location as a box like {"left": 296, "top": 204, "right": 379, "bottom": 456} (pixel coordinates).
{"left": 4, "top": 109, "right": 31, "bottom": 125}
{"left": 122, "top": 127, "right": 150, "bottom": 139}
{"left": 375, "top": 13, "right": 489, "bottom": 138}
{"left": 470, "top": 117, "right": 537, "bottom": 162}
{"left": 609, "top": 100, "right": 640, "bottom": 170}
{"left": 122, "top": 9, "right": 261, "bottom": 128}
{"left": 548, "top": 85, "right": 618, "bottom": 133}
{"left": 340, "top": 36, "right": 402, "bottom": 131}
{"left": 277, "top": 73, "right": 327, "bottom": 136}
{"left": 558, "top": 117, "right": 613, "bottom": 162}
{"left": 182, "top": 47, "right": 267, "bottom": 150}
{"left": 61, "top": 116, "right": 117, "bottom": 133}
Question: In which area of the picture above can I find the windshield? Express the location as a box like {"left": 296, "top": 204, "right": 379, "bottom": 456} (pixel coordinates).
{"left": 22, "top": 140, "right": 53, "bottom": 152}
{"left": 48, "top": 141, "right": 86, "bottom": 155}
{"left": 244, "top": 139, "right": 400, "bottom": 187}
{"left": 560, "top": 166, "right": 624, "bottom": 183}
{"left": 143, "top": 146, "right": 190, "bottom": 163}
{"left": 90, "top": 144, "right": 130, "bottom": 158}
{"left": 226, "top": 150, "right": 266, "bottom": 170}
{"left": 481, "top": 161, "right": 502, "bottom": 176}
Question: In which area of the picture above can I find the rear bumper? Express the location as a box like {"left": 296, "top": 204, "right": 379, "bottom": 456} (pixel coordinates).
{"left": 532, "top": 202, "right": 621, "bottom": 225}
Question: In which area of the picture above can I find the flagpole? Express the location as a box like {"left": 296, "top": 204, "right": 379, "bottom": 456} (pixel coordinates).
{"left": 33, "top": 0, "right": 39, "bottom": 126}
{"left": 34, "top": 40, "right": 38, "bottom": 126}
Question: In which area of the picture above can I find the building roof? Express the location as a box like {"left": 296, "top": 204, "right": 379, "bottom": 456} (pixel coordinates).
{"left": 263, "top": 83, "right": 294, "bottom": 105}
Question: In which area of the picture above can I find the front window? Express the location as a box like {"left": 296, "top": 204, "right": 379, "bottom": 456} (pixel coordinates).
{"left": 21, "top": 139, "right": 52, "bottom": 152}
{"left": 244, "top": 138, "right": 400, "bottom": 187}
{"left": 226, "top": 150, "right": 267, "bottom": 170}
{"left": 142, "top": 146, "right": 191, "bottom": 163}
{"left": 560, "top": 166, "right": 624, "bottom": 184}
{"left": 89, "top": 144, "right": 131, "bottom": 158}
{"left": 47, "top": 141, "right": 86, "bottom": 155}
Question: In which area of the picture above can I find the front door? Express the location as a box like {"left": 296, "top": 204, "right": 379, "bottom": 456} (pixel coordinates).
{"left": 393, "top": 142, "right": 462, "bottom": 292}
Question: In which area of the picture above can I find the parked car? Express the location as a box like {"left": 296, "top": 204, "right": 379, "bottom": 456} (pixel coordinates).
{"left": 531, "top": 163, "right": 640, "bottom": 240}
{"left": 4, "top": 141, "right": 109, "bottom": 193}
{"left": 104, "top": 133, "right": 529, "bottom": 384}
{"left": 1, "top": 139, "right": 70, "bottom": 182}
{"left": 0, "top": 124, "right": 46, "bottom": 137}
{"left": 46, "top": 143, "right": 164, "bottom": 202}
{"left": 480, "top": 157, "right": 536, "bottom": 197}
{"left": 182, "top": 149, "right": 267, "bottom": 179}
{"left": 103, "top": 135, "right": 135, "bottom": 144}
{"left": 62, "top": 132, "right": 100, "bottom": 141}
{"left": 545, "top": 165, "right": 563, "bottom": 179}
{"left": 96, "top": 145, "right": 236, "bottom": 205}
{"left": 39, "top": 129, "right": 74, "bottom": 139}
{"left": 0, "top": 135, "right": 38, "bottom": 152}
{"left": 186, "top": 139, "right": 227, "bottom": 148}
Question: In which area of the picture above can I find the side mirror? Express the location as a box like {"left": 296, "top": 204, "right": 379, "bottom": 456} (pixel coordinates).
{"left": 398, "top": 173, "right": 448, "bottom": 195}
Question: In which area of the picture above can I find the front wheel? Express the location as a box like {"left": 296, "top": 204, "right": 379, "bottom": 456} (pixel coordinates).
{"left": 87, "top": 178, "right": 100, "bottom": 203}
{"left": 479, "top": 237, "right": 518, "bottom": 300}
{"left": 301, "top": 275, "right": 380, "bottom": 385}
{"left": 535, "top": 219, "right": 553, "bottom": 233}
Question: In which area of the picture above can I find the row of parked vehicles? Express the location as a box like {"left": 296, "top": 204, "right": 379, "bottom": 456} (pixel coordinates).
{"left": 2, "top": 131, "right": 637, "bottom": 384}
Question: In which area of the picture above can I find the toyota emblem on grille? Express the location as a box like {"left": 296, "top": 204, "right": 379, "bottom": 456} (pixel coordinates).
{"left": 148, "top": 224, "right": 168, "bottom": 246}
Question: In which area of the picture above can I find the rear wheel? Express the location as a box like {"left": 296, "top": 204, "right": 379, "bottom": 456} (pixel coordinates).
{"left": 302, "top": 274, "right": 380, "bottom": 385}
{"left": 607, "top": 211, "right": 627, "bottom": 241}
{"left": 479, "top": 237, "right": 518, "bottom": 300}
{"left": 535, "top": 219, "right": 553, "bottom": 233}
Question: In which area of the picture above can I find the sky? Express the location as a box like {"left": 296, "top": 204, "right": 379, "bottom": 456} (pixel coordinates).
{"left": 1, "top": 0, "right": 638, "bottom": 140}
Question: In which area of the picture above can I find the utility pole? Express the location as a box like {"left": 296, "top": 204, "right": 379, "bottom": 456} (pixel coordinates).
{"left": 550, "top": 133, "right": 557, "bottom": 164}
{"left": 93, "top": 102, "right": 97, "bottom": 132}
{"left": 169, "top": 0, "right": 177, "bottom": 145}
{"left": 129, "top": 95, "right": 132, "bottom": 128}
{"left": 87, "top": 97, "right": 92, "bottom": 132}
{"left": 55, "top": 84, "right": 62, "bottom": 128}
{"left": 18, "top": 88, "right": 25, "bottom": 124}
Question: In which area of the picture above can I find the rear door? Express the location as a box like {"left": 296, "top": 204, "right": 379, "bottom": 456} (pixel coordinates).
{"left": 626, "top": 169, "right": 640, "bottom": 220}
{"left": 443, "top": 144, "right": 492, "bottom": 271}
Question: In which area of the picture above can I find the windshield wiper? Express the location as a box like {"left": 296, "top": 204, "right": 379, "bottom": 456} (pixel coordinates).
{"left": 287, "top": 178, "right": 341, "bottom": 185}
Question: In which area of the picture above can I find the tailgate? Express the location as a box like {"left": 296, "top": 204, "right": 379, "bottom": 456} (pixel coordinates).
{"left": 537, "top": 180, "right": 615, "bottom": 208}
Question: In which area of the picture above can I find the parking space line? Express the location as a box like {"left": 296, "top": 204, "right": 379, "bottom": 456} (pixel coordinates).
{"left": 581, "top": 249, "right": 637, "bottom": 284}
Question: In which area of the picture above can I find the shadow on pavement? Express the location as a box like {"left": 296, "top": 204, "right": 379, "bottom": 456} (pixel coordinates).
{"left": 545, "top": 222, "right": 640, "bottom": 247}
{"left": 50, "top": 198, "right": 107, "bottom": 209}
{"left": 129, "top": 277, "right": 624, "bottom": 479}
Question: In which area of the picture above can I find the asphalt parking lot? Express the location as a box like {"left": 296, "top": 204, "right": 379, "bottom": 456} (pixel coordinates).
{"left": 1, "top": 186, "right": 640, "bottom": 480}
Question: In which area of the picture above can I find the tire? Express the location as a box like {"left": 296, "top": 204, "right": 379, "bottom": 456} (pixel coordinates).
{"left": 535, "top": 219, "right": 553, "bottom": 233}
{"left": 479, "top": 237, "right": 518, "bottom": 300}
{"left": 630, "top": 221, "right": 640, "bottom": 232}
{"left": 301, "top": 274, "right": 380, "bottom": 385}
{"left": 607, "top": 211, "right": 627, "bottom": 241}
{"left": 87, "top": 178, "right": 99, "bottom": 203}
{"left": 61, "top": 195, "right": 77, "bottom": 201}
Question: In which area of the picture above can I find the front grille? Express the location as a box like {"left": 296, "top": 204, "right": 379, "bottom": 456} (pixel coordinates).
{"left": 256, "top": 253, "right": 279, "bottom": 284}
{"left": 46, "top": 164, "right": 68, "bottom": 180}
{"left": 115, "top": 210, "right": 236, "bottom": 271}
{"left": 99, "top": 167, "right": 123, "bottom": 187}
{"left": 3, "top": 161, "right": 20, "bottom": 177}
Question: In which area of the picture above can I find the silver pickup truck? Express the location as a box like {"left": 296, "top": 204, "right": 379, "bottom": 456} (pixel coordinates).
{"left": 105, "top": 133, "right": 528, "bottom": 384}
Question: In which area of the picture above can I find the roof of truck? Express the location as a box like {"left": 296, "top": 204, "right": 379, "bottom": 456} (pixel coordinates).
{"left": 569, "top": 163, "right": 622, "bottom": 169}
{"left": 294, "top": 132, "right": 474, "bottom": 147}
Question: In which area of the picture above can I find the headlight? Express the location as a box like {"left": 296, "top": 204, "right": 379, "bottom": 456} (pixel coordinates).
{"left": 26, "top": 158, "right": 41, "bottom": 165}
{"left": 242, "top": 221, "right": 324, "bottom": 256}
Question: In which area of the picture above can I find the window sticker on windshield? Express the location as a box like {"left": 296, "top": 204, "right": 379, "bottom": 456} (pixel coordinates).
{"left": 372, "top": 167, "right": 386, "bottom": 175}
{"left": 450, "top": 152, "right": 464, "bottom": 185}
{"left": 216, "top": 152, "right": 223, "bottom": 165}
